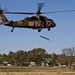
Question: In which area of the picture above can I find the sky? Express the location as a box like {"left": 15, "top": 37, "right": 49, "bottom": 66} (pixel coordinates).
{"left": 0, "top": 0, "right": 75, "bottom": 54}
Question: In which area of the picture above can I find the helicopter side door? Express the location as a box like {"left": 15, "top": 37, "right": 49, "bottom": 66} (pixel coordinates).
{"left": 28, "top": 20, "right": 35, "bottom": 27}
{"left": 28, "top": 16, "right": 41, "bottom": 28}
{"left": 34, "top": 20, "right": 41, "bottom": 27}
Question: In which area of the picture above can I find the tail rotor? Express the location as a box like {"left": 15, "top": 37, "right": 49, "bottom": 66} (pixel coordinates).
{"left": 0, "top": 5, "right": 3, "bottom": 13}
{"left": 0, "top": 4, "right": 8, "bottom": 14}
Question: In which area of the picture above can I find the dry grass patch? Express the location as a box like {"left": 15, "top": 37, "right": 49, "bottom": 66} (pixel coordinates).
{"left": 0, "top": 72, "right": 75, "bottom": 75}
{"left": 0, "top": 67, "right": 75, "bottom": 75}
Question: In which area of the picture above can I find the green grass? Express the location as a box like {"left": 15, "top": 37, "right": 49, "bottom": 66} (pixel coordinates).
{"left": 0, "top": 67, "right": 74, "bottom": 72}
{"left": 0, "top": 67, "right": 75, "bottom": 75}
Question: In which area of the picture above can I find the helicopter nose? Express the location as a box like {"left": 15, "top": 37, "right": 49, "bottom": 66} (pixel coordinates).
{"left": 48, "top": 19, "right": 56, "bottom": 27}
{"left": 52, "top": 22, "right": 56, "bottom": 27}
{"left": 51, "top": 21, "right": 56, "bottom": 28}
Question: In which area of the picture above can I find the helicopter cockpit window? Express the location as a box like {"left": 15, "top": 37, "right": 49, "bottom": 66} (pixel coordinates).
{"left": 48, "top": 21, "right": 51, "bottom": 24}
{"left": 30, "top": 16, "right": 38, "bottom": 20}
{"left": 25, "top": 16, "right": 38, "bottom": 21}
{"left": 48, "top": 19, "right": 56, "bottom": 27}
{"left": 48, "top": 19, "right": 54, "bottom": 23}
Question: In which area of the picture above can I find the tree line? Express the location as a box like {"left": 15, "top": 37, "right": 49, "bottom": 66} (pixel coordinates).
{"left": 0, "top": 47, "right": 75, "bottom": 67}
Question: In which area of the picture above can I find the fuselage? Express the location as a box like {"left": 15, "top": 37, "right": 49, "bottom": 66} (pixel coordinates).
{"left": 6, "top": 16, "right": 56, "bottom": 28}
{"left": 0, "top": 12, "right": 56, "bottom": 32}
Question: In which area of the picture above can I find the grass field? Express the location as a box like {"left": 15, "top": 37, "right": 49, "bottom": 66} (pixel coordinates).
{"left": 0, "top": 67, "right": 75, "bottom": 75}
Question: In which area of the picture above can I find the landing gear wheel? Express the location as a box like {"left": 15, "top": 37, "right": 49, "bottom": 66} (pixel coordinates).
{"left": 48, "top": 28, "right": 50, "bottom": 31}
{"left": 11, "top": 30, "right": 13, "bottom": 32}
{"left": 11, "top": 28, "right": 15, "bottom": 32}
{"left": 38, "top": 28, "right": 41, "bottom": 32}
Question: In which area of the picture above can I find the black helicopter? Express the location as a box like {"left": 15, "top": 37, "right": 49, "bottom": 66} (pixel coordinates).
{"left": 0, "top": 3, "right": 56, "bottom": 32}
{"left": 0, "top": 3, "right": 75, "bottom": 32}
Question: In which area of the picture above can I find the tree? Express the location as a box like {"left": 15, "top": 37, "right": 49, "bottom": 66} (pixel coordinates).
{"left": 56, "top": 54, "right": 68, "bottom": 65}
{"left": 8, "top": 51, "right": 16, "bottom": 65}
{"left": 2, "top": 53, "right": 8, "bottom": 61}
{"left": 62, "top": 47, "right": 75, "bottom": 67}
{"left": 50, "top": 53, "right": 58, "bottom": 66}
{"left": 16, "top": 50, "right": 27, "bottom": 66}
{"left": 0, "top": 54, "right": 4, "bottom": 64}
{"left": 62, "top": 47, "right": 75, "bottom": 56}
{"left": 27, "top": 48, "right": 46, "bottom": 65}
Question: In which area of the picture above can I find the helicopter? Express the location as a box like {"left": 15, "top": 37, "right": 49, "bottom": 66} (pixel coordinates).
{"left": 0, "top": 3, "right": 75, "bottom": 32}
{"left": 0, "top": 3, "right": 56, "bottom": 32}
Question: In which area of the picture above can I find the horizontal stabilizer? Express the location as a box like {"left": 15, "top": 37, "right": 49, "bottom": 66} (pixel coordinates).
{"left": 0, "top": 21, "right": 9, "bottom": 25}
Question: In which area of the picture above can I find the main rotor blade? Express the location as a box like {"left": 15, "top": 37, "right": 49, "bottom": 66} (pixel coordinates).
{"left": 0, "top": 5, "right": 1, "bottom": 10}
{"left": 37, "top": 3, "right": 45, "bottom": 15}
{"left": 0, "top": 3, "right": 2, "bottom": 10}
{"left": 0, "top": 4, "right": 8, "bottom": 13}
{"left": 41, "top": 10, "right": 75, "bottom": 14}
{"left": 3, "top": 12, "right": 36, "bottom": 15}
{"left": 3, "top": 9, "right": 75, "bottom": 15}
